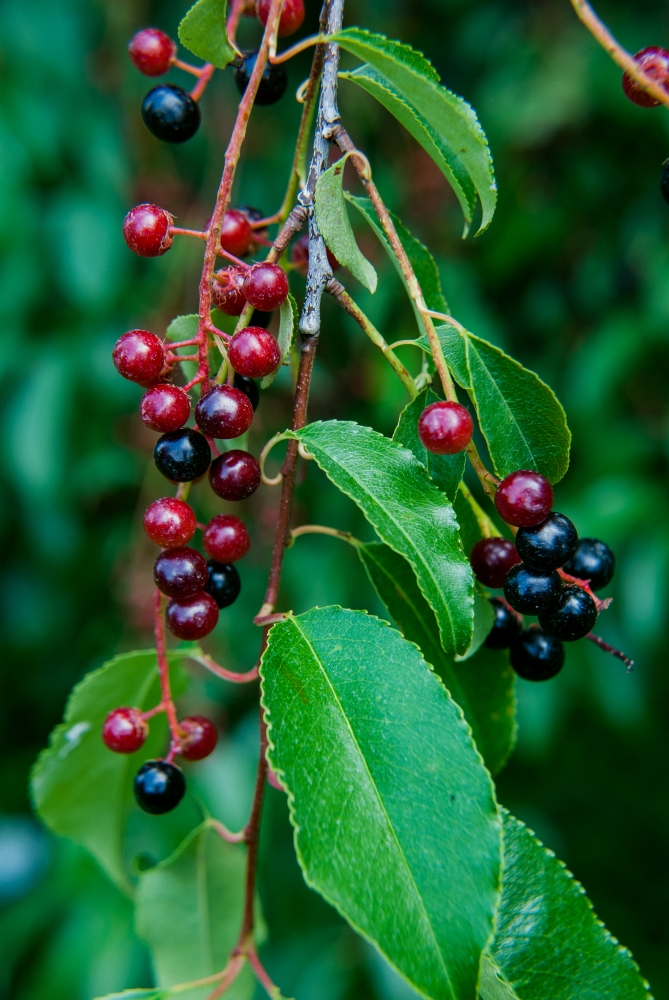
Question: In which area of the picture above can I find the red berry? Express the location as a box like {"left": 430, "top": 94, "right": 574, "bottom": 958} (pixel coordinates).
{"left": 179, "top": 716, "right": 218, "bottom": 761}
{"left": 228, "top": 327, "right": 281, "bottom": 379}
{"left": 209, "top": 450, "right": 261, "bottom": 501}
{"left": 154, "top": 546, "right": 209, "bottom": 598}
{"left": 212, "top": 267, "right": 247, "bottom": 316}
{"left": 203, "top": 514, "right": 250, "bottom": 562}
{"left": 140, "top": 384, "right": 190, "bottom": 432}
{"left": 123, "top": 203, "right": 173, "bottom": 257}
{"left": 102, "top": 707, "right": 148, "bottom": 754}
{"left": 128, "top": 28, "right": 175, "bottom": 76}
{"left": 195, "top": 385, "right": 254, "bottom": 439}
{"left": 291, "top": 232, "right": 339, "bottom": 273}
{"left": 417, "top": 401, "right": 473, "bottom": 455}
{"left": 470, "top": 538, "right": 521, "bottom": 589}
{"left": 220, "top": 210, "right": 253, "bottom": 258}
{"left": 113, "top": 330, "right": 165, "bottom": 383}
{"left": 622, "top": 47, "right": 669, "bottom": 107}
{"left": 243, "top": 263, "right": 288, "bottom": 311}
{"left": 256, "top": 0, "right": 305, "bottom": 37}
{"left": 166, "top": 591, "right": 219, "bottom": 639}
{"left": 144, "top": 497, "right": 197, "bottom": 548}
{"left": 495, "top": 471, "right": 554, "bottom": 528}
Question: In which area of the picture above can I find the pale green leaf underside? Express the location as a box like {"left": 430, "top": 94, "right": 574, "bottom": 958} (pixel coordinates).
{"left": 478, "top": 957, "right": 520, "bottom": 1000}
{"left": 261, "top": 293, "right": 297, "bottom": 388}
{"left": 290, "top": 420, "right": 473, "bottom": 656}
{"left": 315, "top": 160, "right": 377, "bottom": 292}
{"left": 178, "top": 0, "right": 236, "bottom": 70}
{"left": 261, "top": 607, "right": 501, "bottom": 1000}
{"left": 393, "top": 388, "right": 464, "bottom": 502}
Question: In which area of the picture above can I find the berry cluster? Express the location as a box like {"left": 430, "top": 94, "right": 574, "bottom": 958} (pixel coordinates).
{"left": 469, "top": 469, "right": 615, "bottom": 682}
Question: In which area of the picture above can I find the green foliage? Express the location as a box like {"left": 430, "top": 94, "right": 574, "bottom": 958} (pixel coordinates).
{"left": 94, "top": 991, "right": 169, "bottom": 1000}
{"left": 315, "top": 159, "right": 378, "bottom": 293}
{"left": 290, "top": 420, "right": 474, "bottom": 656}
{"left": 178, "top": 0, "right": 236, "bottom": 70}
{"left": 261, "top": 294, "right": 297, "bottom": 389}
{"left": 260, "top": 607, "right": 501, "bottom": 1000}
{"left": 393, "top": 388, "right": 465, "bottom": 502}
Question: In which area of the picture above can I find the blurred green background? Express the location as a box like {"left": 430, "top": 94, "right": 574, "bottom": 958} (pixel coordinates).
{"left": 2, "top": 0, "right": 669, "bottom": 996}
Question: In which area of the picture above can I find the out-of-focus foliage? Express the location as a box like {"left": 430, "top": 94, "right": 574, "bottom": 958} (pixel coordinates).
{"left": 2, "top": 0, "right": 669, "bottom": 996}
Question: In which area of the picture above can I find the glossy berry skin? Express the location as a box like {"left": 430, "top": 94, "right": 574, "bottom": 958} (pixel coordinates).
{"left": 220, "top": 210, "right": 253, "bottom": 258}
{"left": 140, "top": 384, "right": 190, "bottom": 432}
{"left": 661, "top": 159, "right": 669, "bottom": 206}
{"left": 494, "top": 470, "right": 554, "bottom": 528}
{"left": 102, "top": 707, "right": 148, "bottom": 754}
{"left": 503, "top": 563, "right": 563, "bottom": 615}
{"left": 510, "top": 628, "right": 565, "bottom": 682}
{"left": 154, "top": 546, "right": 208, "bottom": 599}
{"left": 622, "top": 47, "right": 669, "bottom": 107}
{"left": 470, "top": 537, "right": 521, "bottom": 589}
{"left": 291, "top": 232, "right": 339, "bottom": 273}
{"left": 563, "top": 538, "right": 615, "bottom": 591}
{"left": 195, "top": 385, "right": 254, "bottom": 439}
{"left": 113, "top": 330, "right": 165, "bottom": 383}
{"left": 209, "top": 450, "right": 261, "bottom": 501}
{"left": 539, "top": 586, "right": 598, "bottom": 642}
{"left": 515, "top": 512, "right": 578, "bottom": 573}
{"left": 128, "top": 28, "right": 175, "bottom": 76}
{"left": 233, "top": 373, "right": 260, "bottom": 410}
{"left": 484, "top": 599, "right": 521, "bottom": 650}
{"left": 205, "top": 561, "right": 241, "bottom": 609}
{"left": 203, "top": 514, "right": 250, "bottom": 563}
{"left": 144, "top": 497, "right": 196, "bottom": 548}
{"left": 134, "top": 760, "right": 186, "bottom": 814}
{"left": 142, "top": 84, "right": 201, "bottom": 143}
{"left": 256, "top": 0, "right": 305, "bottom": 36}
{"left": 212, "top": 267, "right": 247, "bottom": 315}
{"left": 166, "top": 590, "right": 219, "bottom": 640}
{"left": 239, "top": 206, "right": 268, "bottom": 248}
{"left": 154, "top": 429, "right": 211, "bottom": 481}
{"left": 243, "top": 263, "right": 288, "bottom": 311}
{"left": 228, "top": 327, "right": 281, "bottom": 379}
{"left": 179, "top": 716, "right": 218, "bottom": 761}
{"left": 234, "top": 51, "right": 287, "bottom": 106}
{"left": 123, "top": 203, "right": 173, "bottom": 257}
{"left": 417, "top": 401, "right": 473, "bottom": 455}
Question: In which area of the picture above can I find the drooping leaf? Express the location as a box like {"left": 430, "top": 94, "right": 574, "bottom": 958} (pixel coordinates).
{"left": 178, "top": 0, "right": 236, "bottom": 71}
{"left": 136, "top": 822, "right": 253, "bottom": 1000}
{"left": 334, "top": 29, "right": 496, "bottom": 234}
{"left": 489, "top": 811, "right": 651, "bottom": 1000}
{"left": 393, "top": 387, "right": 465, "bottom": 502}
{"left": 357, "top": 542, "right": 515, "bottom": 774}
{"left": 290, "top": 420, "right": 473, "bottom": 656}
{"left": 31, "top": 649, "right": 191, "bottom": 894}
{"left": 314, "top": 159, "right": 377, "bottom": 292}
{"left": 261, "top": 607, "right": 501, "bottom": 1000}
{"left": 261, "top": 293, "right": 297, "bottom": 389}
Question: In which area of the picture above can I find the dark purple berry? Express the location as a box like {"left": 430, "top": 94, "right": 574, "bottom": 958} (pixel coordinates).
{"left": 484, "top": 599, "right": 521, "bottom": 650}
{"left": 154, "top": 547, "right": 208, "bottom": 599}
{"left": 470, "top": 537, "right": 521, "bottom": 589}
{"left": 515, "top": 512, "right": 578, "bottom": 573}
{"left": 503, "top": 564, "right": 563, "bottom": 615}
{"left": 495, "top": 471, "right": 554, "bottom": 528}
{"left": 234, "top": 50, "right": 287, "bottom": 106}
{"left": 134, "top": 760, "right": 186, "bottom": 814}
{"left": 142, "top": 84, "right": 200, "bottom": 144}
{"left": 209, "top": 450, "right": 261, "bottom": 500}
{"left": 205, "top": 561, "right": 241, "bottom": 608}
{"left": 563, "top": 538, "right": 615, "bottom": 591}
{"left": 166, "top": 591, "right": 219, "bottom": 639}
{"left": 195, "top": 385, "right": 254, "bottom": 439}
{"left": 539, "top": 586, "right": 598, "bottom": 642}
{"left": 154, "top": 429, "right": 211, "bottom": 481}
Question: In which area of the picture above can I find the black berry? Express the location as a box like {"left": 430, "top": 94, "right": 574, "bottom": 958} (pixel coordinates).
{"left": 154, "top": 429, "right": 211, "bottom": 481}
{"left": 142, "top": 84, "right": 201, "bottom": 144}
{"left": 539, "top": 586, "right": 598, "bottom": 641}
{"left": 563, "top": 538, "right": 615, "bottom": 591}
{"left": 205, "top": 561, "right": 241, "bottom": 608}
{"left": 484, "top": 598, "right": 521, "bottom": 650}
{"left": 510, "top": 627, "right": 565, "bottom": 681}
{"left": 503, "top": 564, "right": 563, "bottom": 615}
{"left": 134, "top": 760, "right": 186, "bottom": 814}
{"left": 233, "top": 373, "right": 260, "bottom": 410}
{"left": 515, "top": 512, "right": 578, "bottom": 573}
{"left": 234, "top": 51, "right": 288, "bottom": 106}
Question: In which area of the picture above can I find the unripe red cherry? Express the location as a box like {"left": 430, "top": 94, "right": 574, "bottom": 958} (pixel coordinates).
{"left": 291, "top": 232, "right": 339, "bottom": 273}
{"left": 256, "top": 0, "right": 305, "bottom": 37}
{"left": 243, "top": 263, "right": 288, "bottom": 311}
{"left": 203, "top": 514, "right": 250, "bottom": 562}
{"left": 154, "top": 546, "right": 209, "bottom": 598}
{"left": 209, "top": 450, "right": 261, "bottom": 500}
{"left": 166, "top": 591, "right": 219, "bottom": 639}
{"left": 140, "top": 384, "right": 190, "bottom": 432}
{"left": 495, "top": 470, "right": 554, "bottom": 528}
{"left": 113, "top": 330, "right": 165, "bottom": 383}
{"left": 128, "top": 28, "right": 175, "bottom": 76}
{"left": 123, "top": 204, "right": 173, "bottom": 257}
{"left": 195, "top": 385, "right": 254, "bottom": 439}
{"left": 220, "top": 210, "right": 253, "bottom": 258}
{"left": 102, "top": 707, "right": 148, "bottom": 754}
{"left": 212, "top": 267, "right": 247, "bottom": 316}
{"left": 622, "top": 47, "right": 669, "bottom": 107}
{"left": 417, "top": 401, "right": 473, "bottom": 455}
{"left": 470, "top": 537, "right": 521, "bottom": 589}
{"left": 179, "top": 716, "right": 218, "bottom": 761}
{"left": 144, "top": 497, "right": 197, "bottom": 548}
{"left": 228, "top": 327, "right": 281, "bottom": 379}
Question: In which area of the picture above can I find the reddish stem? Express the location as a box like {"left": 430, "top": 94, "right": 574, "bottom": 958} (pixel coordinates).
{"left": 587, "top": 632, "right": 634, "bottom": 671}
{"left": 246, "top": 943, "right": 278, "bottom": 997}
{"left": 153, "top": 589, "right": 181, "bottom": 749}
{"left": 190, "top": 651, "right": 260, "bottom": 684}
{"left": 191, "top": 63, "right": 215, "bottom": 102}
{"left": 558, "top": 568, "right": 608, "bottom": 611}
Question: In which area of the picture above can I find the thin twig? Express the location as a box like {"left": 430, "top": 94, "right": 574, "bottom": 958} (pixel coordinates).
{"left": 587, "top": 632, "right": 635, "bottom": 671}
{"left": 290, "top": 523, "right": 358, "bottom": 545}
{"left": 153, "top": 590, "right": 181, "bottom": 751}
{"left": 188, "top": 651, "right": 259, "bottom": 684}
{"left": 210, "top": 819, "right": 246, "bottom": 844}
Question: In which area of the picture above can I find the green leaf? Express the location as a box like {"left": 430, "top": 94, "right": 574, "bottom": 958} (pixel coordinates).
{"left": 290, "top": 420, "right": 473, "bottom": 656}
{"left": 334, "top": 29, "right": 496, "bottom": 235}
{"left": 490, "top": 811, "right": 651, "bottom": 1000}
{"left": 136, "top": 822, "right": 253, "bottom": 1000}
{"left": 93, "top": 991, "right": 170, "bottom": 1000}
{"left": 314, "top": 159, "right": 377, "bottom": 293}
{"left": 178, "top": 0, "right": 236, "bottom": 71}
{"left": 166, "top": 315, "right": 199, "bottom": 341}
{"left": 393, "top": 387, "right": 465, "bottom": 503}
{"left": 31, "top": 649, "right": 192, "bottom": 894}
{"left": 261, "top": 607, "right": 501, "bottom": 1000}
{"left": 357, "top": 542, "right": 516, "bottom": 775}
{"left": 478, "top": 958, "right": 520, "bottom": 1000}
{"left": 260, "top": 293, "right": 297, "bottom": 389}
